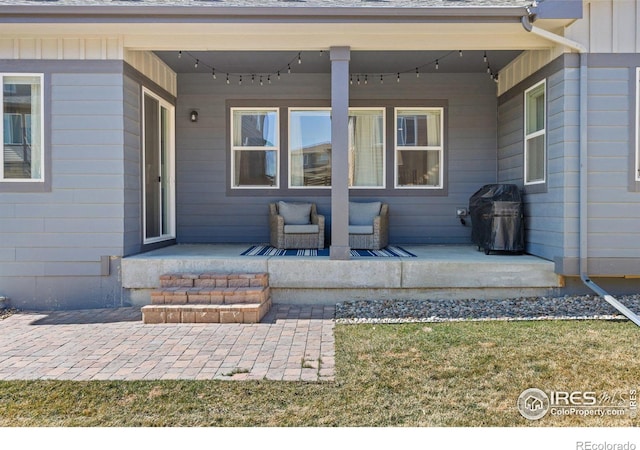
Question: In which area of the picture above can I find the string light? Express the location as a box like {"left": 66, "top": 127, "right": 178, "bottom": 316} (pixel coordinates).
{"left": 176, "top": 49, "right": 498, "bottom": 88}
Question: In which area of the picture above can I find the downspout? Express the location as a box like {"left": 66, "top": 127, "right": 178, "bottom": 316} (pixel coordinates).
{"left": 521, "top": 15, "right": 640, "bottom": 326}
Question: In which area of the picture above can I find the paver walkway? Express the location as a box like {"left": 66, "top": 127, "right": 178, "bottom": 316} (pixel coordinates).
{"left": 0, "top": 304, "right": 335, "bottom": 381}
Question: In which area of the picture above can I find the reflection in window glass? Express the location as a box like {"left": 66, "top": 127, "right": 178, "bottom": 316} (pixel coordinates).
{"left": 2, "top": 75, "right": 43, "bottom": 180}
{"left": 290, "top": 110, "right": 332, "bottom": 187}
{"left": 395, "top": 108, "right": 443, "bottom": 188}
{"left": 524, "top": 80, "right": 546, "bottom": 184}
{"left": 231, "top": 108, "right": 279, "bottom": 188}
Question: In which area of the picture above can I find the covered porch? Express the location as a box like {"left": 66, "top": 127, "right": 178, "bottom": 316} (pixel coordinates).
{"left": 121, "top": 244, "right": 564, "bottom": 306}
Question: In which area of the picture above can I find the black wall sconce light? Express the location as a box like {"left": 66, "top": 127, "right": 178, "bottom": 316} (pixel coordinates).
{"left": 190, "top": 110, "right": 199, "bottom": 123}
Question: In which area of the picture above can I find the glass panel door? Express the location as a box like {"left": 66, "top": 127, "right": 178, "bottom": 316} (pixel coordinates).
{"left": 143, "top": 89, "right": 175, "bottom": 243}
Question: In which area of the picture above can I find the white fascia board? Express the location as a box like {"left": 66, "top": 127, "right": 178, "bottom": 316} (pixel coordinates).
{"left": 0, "top": 5, "right": 531, "bottom": 22}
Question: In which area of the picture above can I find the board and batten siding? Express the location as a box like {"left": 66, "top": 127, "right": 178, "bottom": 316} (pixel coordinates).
{"left": 176, "top": 72, "right": 499, "bottom": 245}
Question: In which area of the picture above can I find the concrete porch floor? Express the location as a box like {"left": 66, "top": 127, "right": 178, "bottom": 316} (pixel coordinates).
{"left": 121, "top": 244, "right": 564, "bottom": 306}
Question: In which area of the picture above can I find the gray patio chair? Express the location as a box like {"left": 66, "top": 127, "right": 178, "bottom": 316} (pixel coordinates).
{"left": 349, "top": 201, "right": 389, "bottom": 250}
{"left": 269, "top": 201, "right": 325, "bottom": 249}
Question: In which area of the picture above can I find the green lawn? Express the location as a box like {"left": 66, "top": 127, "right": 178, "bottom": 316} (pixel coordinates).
{"left": 0, "top": 320, "right": 638, "bottom": 427}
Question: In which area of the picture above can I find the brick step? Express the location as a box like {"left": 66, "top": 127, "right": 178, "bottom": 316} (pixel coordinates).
{"left": 159, "top": 272, "right": 268, "bottom": 289}
{"left": 151, "top": 286, "right": 270, "bottom": 305}
{"left": 142, "top": 299, "right": 272, "bottom": 324}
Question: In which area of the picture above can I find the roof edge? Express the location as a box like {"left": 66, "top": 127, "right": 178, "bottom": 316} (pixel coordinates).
{"left": 0, "top": 5, "right": 532, "bottom": 21}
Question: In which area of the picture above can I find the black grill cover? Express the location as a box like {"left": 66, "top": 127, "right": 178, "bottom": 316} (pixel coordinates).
{"left": 469, "top": 184, "right": 524, "bottom": 254}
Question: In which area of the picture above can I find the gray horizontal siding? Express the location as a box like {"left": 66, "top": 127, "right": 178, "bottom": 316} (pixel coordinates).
{"left": 0, "top": 67, "right": 128, "bottom": 309}
{"left": 586, "top": 66, "right": 640, "bottom": 260}
{"left": 176, "top": 72, "right": 499, "bottom": 245}
{"left": 498, "top": 66, "right": 577, "bottom": 261}
{"left": 123, "top": 75, "right": 142, "bottom": 256}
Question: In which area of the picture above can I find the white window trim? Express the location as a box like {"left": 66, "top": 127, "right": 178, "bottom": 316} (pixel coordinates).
{"left": 288, "top": 107, "right": 331, "bottom": 190}
{"left": 349, "top": 107, "right": 387, "bottom": 190}
{"left": 0, "top": 73, "right": 44, "bottom": 183}
{"left": 636, "top": 68, "right": 640, "bottom": 181}
{"left": 230, "top": 107, "right": 280, "bottom": 190}
{"left": 394, "top": 107, "right": 444, "bottom": 190}
{"left": 287, "top": 107, "right": 387, "bottom": 190}
{"left": 524, "top": 79, "right": 547, "bottom": 186}
{"left": 142, "top": 87, "right": 176, "bottom": 245}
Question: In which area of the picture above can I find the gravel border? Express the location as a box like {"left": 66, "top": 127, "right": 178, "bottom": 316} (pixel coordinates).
{"left": 335, "top": 294, "right": 640, "bottom": 324}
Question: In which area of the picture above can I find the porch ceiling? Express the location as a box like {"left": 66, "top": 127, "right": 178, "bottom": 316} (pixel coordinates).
{"left": 155, "top": 50, "right": 523, "bottom": 75}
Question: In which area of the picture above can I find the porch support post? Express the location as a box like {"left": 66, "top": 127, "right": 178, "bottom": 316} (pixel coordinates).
{"left": 329, "top": 46, "right": 351, "bottom": 260}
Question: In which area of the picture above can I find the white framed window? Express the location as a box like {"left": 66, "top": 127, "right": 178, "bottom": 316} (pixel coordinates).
{"left": 524, "top": 79, "right": 546, "bottom": 185}
{"left": 1, "top": 74, "right": 44, "bottom": 182}
{"left": 636, "top": 68, "right": 640, "bottom": 182}
{"left": 230, "top": 108, "right": 279, "bottom": 189}
{"left": 394, "top": 107, "right": 444, "bottom": 189}
{"left": 288, "top": 107, "right": 386, "bottom": 189}
{"left": 349, "top": 108, "right": 386, "bottom": 189}
{"left": 289, "top": 108, "right": 331, "bottom": 188}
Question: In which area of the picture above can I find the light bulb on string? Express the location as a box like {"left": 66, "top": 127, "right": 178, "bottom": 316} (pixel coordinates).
{"left": 416, "top": 68, "right": 419, "bottom": 78}
{"left": 380, "top": 74, "right": 384, "bottom": 84}
{"left": 277, "top": 71, "right": 281, "bottom": 80}
{"left": 260, "top": 76, "right": 263, "bottom": 86}
{"left": 350, "top": 75, "right": 353, "bottom": 85}
{"left": 178, "top": 51, "right": 182, "bottom": 59}
{"left": 251, "top": 74, "right": 255, "bottom": 84}
{"left": 364, "top": 75, "right": 368, "bottom": 85}
{"left": 397, "top": 73, "right": 400, "bottom": 83}
{"left": 212, "top": 69, "right": 216, "bottom": 79}
{"left": 435, "top": 60, "right": 439, "bottom": 70}
{"left": 194, "top": 59, "right": 199, "bottom": 69}
{"left": 239, "top": 75, "right": 242, "bottom": 86}
{"left": 484, "top": 51, "right": 487, "bottom": 62}
{"left": 459, "top": 50, "right": 463, "bottom": 57}
{"left": 268, "top": 75, "right": 271, "bottom": 84}
{"left": 226, "top": 74, "right": 230, "bottom": 85}
{"left": 287, "top": 64, "right": 291, "bottom": 74}
{"left": 298, "top": 52, "right": 302, "bottom": 65}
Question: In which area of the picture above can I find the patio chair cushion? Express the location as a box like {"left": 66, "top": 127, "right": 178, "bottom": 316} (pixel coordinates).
{"left": 284, "top": 224, "right": 320, "bottom": 234}
{"left": 349, "top": 225, "right": 374, "bottom": 235}
{"left": 349, "top": 201, "right": 382, "bottom": 226}
{"left": 278, "top": 201, "right": 312, "bottom": 225}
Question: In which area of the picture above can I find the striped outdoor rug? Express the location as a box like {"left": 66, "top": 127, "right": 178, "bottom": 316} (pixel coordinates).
{"left": 241, "top": 245, "right": 416, "bottom": 257}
